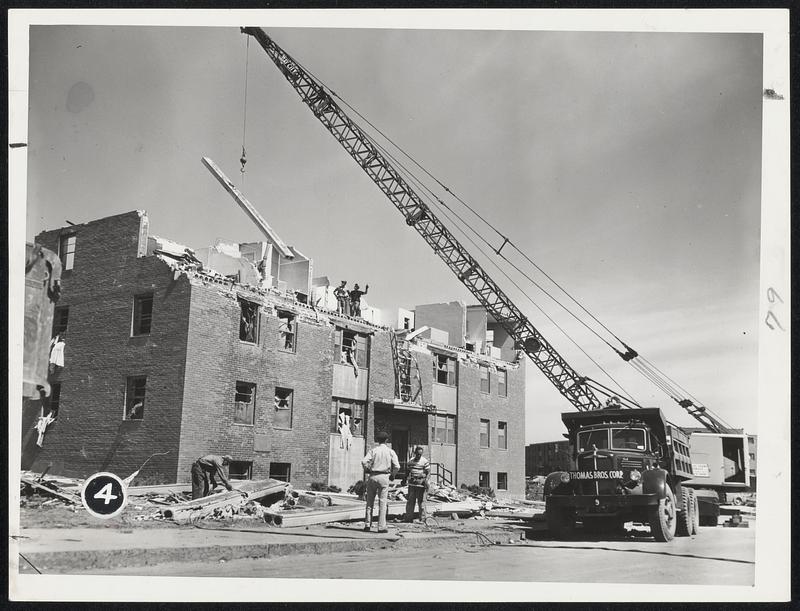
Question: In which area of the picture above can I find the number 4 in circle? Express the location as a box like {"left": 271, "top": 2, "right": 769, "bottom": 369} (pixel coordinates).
{"left": 81, "top": 472, "right": 128, "bottom": 518}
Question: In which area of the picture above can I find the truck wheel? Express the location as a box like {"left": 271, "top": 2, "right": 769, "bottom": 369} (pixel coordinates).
{"left": 546, "top": 508, "right": 575, "bottom": 539}
{"left": 676, "top": 487, "right": 693, "bottom": 537}
{"left": 648, "top": 484, "right": 677, "bottom": 542}
{"left": 691, "top": 491, "right": 700, "bottom": 535}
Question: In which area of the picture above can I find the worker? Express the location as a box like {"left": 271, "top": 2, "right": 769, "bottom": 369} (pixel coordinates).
{"left": 404, "top": 445, "right": 430, "bottom": 523}
{"left": 604, "top": 396, "right": 622, "bottom": 409}
{"left": 191, "top": 454, "right": 234, "bottom": 500}
{"left": 361, "top": 431, "right": 399, "bottom": 533}
{"left": 334, "top": 280, "right": 350, "bottom": 316}
{"left": 349, "top": 283, "right": 369, "bottom": 318}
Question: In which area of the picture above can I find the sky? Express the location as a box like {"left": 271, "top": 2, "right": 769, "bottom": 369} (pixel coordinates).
{"left": 23, "top": 24, "right": 763, "bottom": 443}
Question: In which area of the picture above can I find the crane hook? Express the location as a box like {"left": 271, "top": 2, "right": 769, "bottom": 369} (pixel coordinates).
{"left": 240, "top": 147, "right": 247, "bottom": 174}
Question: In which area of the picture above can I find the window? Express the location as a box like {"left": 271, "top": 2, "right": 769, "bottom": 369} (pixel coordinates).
{"left": 433, "top": 353, "right": 456, "bottom": 385}
{"left": 331, "top": 397, "right": 365, "bottom": 436}
{"left": 403, "top": 317, "right": 411, "bottom": 330}
{"left": 577, "top": 429, "right": 609, "bottom": 452}
{"left": 478, "top": 471, "right": 490, "bottom": 488}
{"left": 334, "top": 329, "right": 368, "bottom": 368}
{"left": 497, "top": 369, "right": 507, "bottom": 397}
{"left": 234, "top": 381, "right": 256, "bottom": 425}
{"left": 52, "top": 306, "right": 69, "bottom": 338}
{"left": 497, "top": 472, "right": 508, "bottom": 491}
{"left": 132, "top": 294, "right": 153, "bottom": 336}
{"left": 229, "top": 461, "right": 253, "bottom": 480}
{"left": 274, "top": 387, "right": 293, "bottom": 429}
{"left": 479, "top": 419, "right": 490, "bottom": 448}
{"left": 611, "top": 428, "right": 646, "bottom": 450}
{"left": 48, "top": 383, "right": 61, "bottom": 419}
{"left": 269, "top": 462, "right": 291, "bottom": 482}
{"left": 498, "top": 421, "right": 507, "bottom": 450}
{"left": 59, "top": 234, "right": 76, "bottom": 271}
{"left": 479, "top": 365, "right": 490, "bottom": 393}
{"left": 278, "top": 311, "right": 296, "bottom": 352}
{"left": 124, "top": 376, "right": 146, "bottom": 420}
{"left": 430, "top": 414, "right": 456, "bottom": 444}
{"left": 239, "top": 298, "right": 260, "bottom": 343}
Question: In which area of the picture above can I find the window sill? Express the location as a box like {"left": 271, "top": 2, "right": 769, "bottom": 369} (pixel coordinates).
{"left": 238, "top": 340, "right": 259, "bottom": 346}
{"left": 273, "top": 427, "right": 293, "bottom": 431}
{"left": 232, "top": 422, "right": 255, "bottom": 427}
{"left": 432, "top": 382, "right": 456, "bottom": 388}
{"left": 278, "top": 348, "right": 297, "bottom": 354}
{"left": 480, "top": 391, "right": 490, "bottom": 396}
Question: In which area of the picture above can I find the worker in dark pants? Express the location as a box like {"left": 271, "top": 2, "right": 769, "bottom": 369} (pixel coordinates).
{"left": 349, "top": 283, "right": 369, "bottom": 318}
{"left": 191, "top": 454, "right": 234, "bottom": 499}
{"left": 404, "top": 445, "right": 430, "bottom": 522}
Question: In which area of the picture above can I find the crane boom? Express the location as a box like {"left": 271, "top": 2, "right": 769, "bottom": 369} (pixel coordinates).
{"left": 242, "top": 26, "right": 603, "bottom": 412}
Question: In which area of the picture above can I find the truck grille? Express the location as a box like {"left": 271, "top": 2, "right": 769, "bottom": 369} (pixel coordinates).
{"left": 575, "top": 455, "right": 617, "bottom": 495}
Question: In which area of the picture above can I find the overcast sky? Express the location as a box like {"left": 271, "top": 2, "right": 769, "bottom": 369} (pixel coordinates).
{"left": 24, "top": 25, "right": 763, "bottom": 443}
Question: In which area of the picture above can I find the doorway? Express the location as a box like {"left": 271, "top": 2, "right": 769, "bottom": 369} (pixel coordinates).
{"left": 391, "top": 428, "right": 409, "bottom": 477}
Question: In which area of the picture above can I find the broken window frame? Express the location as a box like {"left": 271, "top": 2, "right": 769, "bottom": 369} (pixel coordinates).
{"left": 497, "top": 472, "right": 508, "bottom": 491}
{"left": 497, "top": 369, "right": 507, "bottom": 397}
{"left": 479, "top": 418, "right": 490, "bottom": 448}
{"left": 132, "top": 293, "right": 154, "bottom": 337}
{"left": 234, "top": 381, "right": 256, "bottom": 426}
{"left": 334, "top": 328, "right": 368, "bottom": 369}
{"left": 478, "top": 471, "right": 490, "bottom": 488}
{"left": 497, "top": 421, "right": 508, "bottom": 450}
{"left": 124, "top": 376, "right": 147, "bottom": 421}
{"left": 269, "top": 462, "right": 291, "bottom": 483}
{"left": 277, "top": 310, "right": 297, "bottom": 353}
{"left": 433, "top": 353, "right": 457, "bottom": 386}
{"left": 479, "top": 364, "right": 490, "bottom": 394}
{"left": 330, "top": 397, "right": 366, "bottom": 436}
{"left": 238, "top": 298, "right": 260, "bottom": 344}
{"left": 52, "top": 306, "right": 69, "bottom": 338}
{"left": 274, "top": 387, "right": 294, "bottom": 430}
{"left": 228, "top": 461, "right": 253, "bottom": 480}
{"left": 48, "top": 382, "right": 62, "bottom": 419}
{"left": 429, "top": 413, "right": 456, "bottom": 445}
{"left": 58, "top": 233, "right": 76, "bottom": 271}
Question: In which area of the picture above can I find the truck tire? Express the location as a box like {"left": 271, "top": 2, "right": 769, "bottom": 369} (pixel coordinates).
{"left": 648, "top": 483, "right": 677, "bottom": 542}
{"left": 546, "top": 508, "right": 575, "bottom": 539}
{"left": 676, "top": 487, "right": 693, "bottom": 537}
{"left": 691, "top": 490, "right": 700, "bottom": 535}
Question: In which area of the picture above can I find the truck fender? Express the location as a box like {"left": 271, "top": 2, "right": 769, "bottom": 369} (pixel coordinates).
{"left": 544, "top": 471, "right": 569, "bottom": 496}
{"left": 641, "top": 468, "right": 668, "bottom": 497}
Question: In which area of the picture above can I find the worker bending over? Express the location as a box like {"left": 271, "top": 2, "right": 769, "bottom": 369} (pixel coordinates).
{"left": 361, "top": 431, "right": 399, "bottom": 533}
{"left": 191, "top": 454, "right": 234, "bottom": 499}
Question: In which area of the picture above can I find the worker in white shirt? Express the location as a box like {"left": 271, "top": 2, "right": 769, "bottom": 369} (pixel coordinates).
{"left": 404, "top": 445, "right": 430, "bottom": 522}
{"left": 361, "top": 430, "right": 400, "bottom": 533}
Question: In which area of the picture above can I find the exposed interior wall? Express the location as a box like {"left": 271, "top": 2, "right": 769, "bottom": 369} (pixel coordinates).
{"left": 328, "top": 434, "right": 365, "bottom": 491}
{"left": 465, "top": 306, "right": 488, "bottom": 353}
{"left": 414, "top": 302, "right": 466, "bottom": 348}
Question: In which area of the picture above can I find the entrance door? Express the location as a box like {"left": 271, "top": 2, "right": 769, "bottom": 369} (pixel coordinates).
{"left": 391, "top": 429, "right": 409, "bottom": 477}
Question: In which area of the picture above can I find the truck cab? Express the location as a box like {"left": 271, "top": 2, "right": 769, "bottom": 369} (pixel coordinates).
{"left": 543, "top": 407, "right": 698, "bottom": 542}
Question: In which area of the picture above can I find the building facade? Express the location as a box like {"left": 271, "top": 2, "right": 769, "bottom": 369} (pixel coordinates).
{"left": 525, "top": 440, "right": 572, "bottom": 477}
{"left": 22, "top": 211, "right": 526, "bottom": 497}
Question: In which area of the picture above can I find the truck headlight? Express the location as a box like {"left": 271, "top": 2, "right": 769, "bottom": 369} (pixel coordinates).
{"left": 559, "top": 472, "right": 571, "bottom": 484}
{"left": 629, "top": 469, "right": 641, "bottom": 482}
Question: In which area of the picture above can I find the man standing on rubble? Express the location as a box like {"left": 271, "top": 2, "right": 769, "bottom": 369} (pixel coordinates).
{"left": 361, "top": 431, "right": 400, "bottom": 533}
{"left": 334, "top": 280, "right": 349, "bottom": 316}
{"left": 404, "top": 445, "right": 430, "bottom": 523}
{"left": 191, "top": 454, "right": 234, "bottom": 500}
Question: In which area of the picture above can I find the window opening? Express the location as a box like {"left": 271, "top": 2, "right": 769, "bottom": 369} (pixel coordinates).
{"left": 124, "top": 376, "right": 147, "bottom": 420}
{"left": 234, "top": 381, "right": 256, "bottom": 425}
{"left": 274, "top": 387, "right": 293, "bottom": 429}
{"left": 480, "top": 364, "right": 490, "bottom": 393}
{"left": 132, "top": 294, "right": 153, "bottom": 336}
{"left": 269, "top": 462, "right": 291, "bottom": 482}
{"left": 429, "top": 413, "right": 456, "bottom": 444}
{"left": 229, "top": 461, "right": 253, "bottom": 480}
{"left": 239, "top": 298, "right": 259, "bottom": 343}
{"left": 498, "top": 421, "right": 508, "bottom": 450}
{"left": 331, "top": 398, "right": 365, "bottom": 436}
{"left": 278, "top": 311, "right": 296, "bottom": 352}
{"left": 433, "top": 353, "right": 456, "bottom": 385}
{"left": 479, "top": 419, "right": 490, "bottom": 448}
{"left": 497, "top": 472, "right": 508, "bottom": 490}
{"left": 497, "top": 369, "right": 507, "bottom": 397}
{"left": 478, "top": 471, "right": 490, "bottom": 488}
{"left": 59, "top": 234, "right": 76, "bottom": 271}
{"left": 335, "top": 329, "right": 368, "bottom": 369}
{"left": 52, "top": 306, "right": 69, "bottom": 338}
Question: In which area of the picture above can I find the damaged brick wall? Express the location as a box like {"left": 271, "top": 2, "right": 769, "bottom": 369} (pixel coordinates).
{"left": 30, "top": 212, "right": 188, "bottom": 481}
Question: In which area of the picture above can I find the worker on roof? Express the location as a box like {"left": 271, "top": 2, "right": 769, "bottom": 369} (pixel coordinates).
{"left": 361, "top": 431, "right": 400, "bottom": 533}
{"left": 334, "top": 280, "right": 350, "bottom": 316}
{"left": 404, "top": 445, "right": 430, "bottom": 523}
{"left": 191, "top": 454, "right": 234, "bottom": 500}
{"left": 349, "top": 283, "right": 369, "bottom": 318}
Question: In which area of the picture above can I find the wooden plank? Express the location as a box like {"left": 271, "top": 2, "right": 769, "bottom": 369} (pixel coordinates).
{"left": 20, "top": 477, "right": 80, "bottom": 504}
{"left": 264, "top": 501, "right": 406, "bottom": 528}
{"left": 201, "top": 157, "right": 293, "bottom": 258}
{"left": 163, "top": 480, "right": 288, "bottom": 523}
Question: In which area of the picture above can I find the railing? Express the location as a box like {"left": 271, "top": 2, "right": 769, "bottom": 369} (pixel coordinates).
{"left": 430, "top": 462, "right": 453, "bottom": 487}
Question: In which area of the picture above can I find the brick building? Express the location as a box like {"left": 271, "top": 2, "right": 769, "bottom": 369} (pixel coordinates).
{"left": 22, "top": 211, "right": 526, "bottom": 497}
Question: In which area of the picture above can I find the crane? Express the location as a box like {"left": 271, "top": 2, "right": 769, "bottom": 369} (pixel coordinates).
{"left": 240, "top": 27, "right": 734, "bottom": 434}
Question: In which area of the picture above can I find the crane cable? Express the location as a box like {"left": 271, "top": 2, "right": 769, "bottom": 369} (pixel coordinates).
{"left": 239, "top": 35, "right": 250, "bottom": 185}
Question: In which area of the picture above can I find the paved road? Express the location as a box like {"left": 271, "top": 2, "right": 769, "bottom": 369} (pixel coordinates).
{"left": 88, "top": 524, "right": 755, "bottom": 585}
